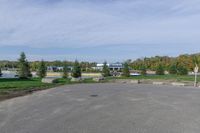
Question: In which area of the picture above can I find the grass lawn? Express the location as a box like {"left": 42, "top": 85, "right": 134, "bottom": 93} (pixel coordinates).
{"left": 106, "top": 74, "right": 199, "bottom": 82}
{"left": 0, "top": 77, "right": 101, "bottom": 93}
{"left": 0, "top": 78, "right": 63, "bottom": 92}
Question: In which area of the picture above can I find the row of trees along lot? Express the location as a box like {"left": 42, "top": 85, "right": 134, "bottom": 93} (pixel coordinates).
{"left": 1, "top": 53, "right": 200, "bottom": 71}
{"left": 1, "top": 52, "right": 200, "bottom": 79}
{"left": 30, "top": 61, "right": 97, "bottom": 72}
{"left": 104, "top": 54, "right": 199, "bottom": 77}
{"left": 0, "top": 53, "right": 83, "bottom": 95}
{"left": 130, "top": 54, "right": 200, "bottom": 75}
{"left": 0, "top": 60, "right": 96, "bottom": 73}
{"left": 16, "top": 52, "right": 83, "bottom": 79}
{"left": 0, "top": 53, "right": 86, "bottom": 80}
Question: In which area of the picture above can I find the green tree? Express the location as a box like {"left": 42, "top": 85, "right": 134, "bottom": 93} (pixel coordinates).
{"left": 156, "top": 64, "right": 165, "bottom": 75}
{"left": 18, "top": 52, "right": 32, "bottom": 79}
{"left": 0, "top": 67, "right": 2, "bottom": 77}
{"left": 71, "top": 60, "right": 81, "bottom": 78}
{"left": 102, "top": 61, "right": 110, "bottom": 77}
{"left": 122, "top": 62, "right": 130, "bottom": 77}
{"left": 37, "top": 60, "right": 47, "bottom": 78}
{"left": 30, "top": 61, "right": 39, "bottom": 71}
{"left": 177, "top": 65, "right": 188, "bottom": 75}
{"left": 140, "top": 65, "right": 147, "bottom": 75}
{"left": 169, "top": 64, "right": 177, "bottom": 74}
{"left": 63, "top": 64, "right": 68, "bottom": 78}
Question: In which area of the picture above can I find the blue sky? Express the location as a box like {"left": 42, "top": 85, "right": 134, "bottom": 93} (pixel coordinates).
{"left": 0, "top": 0, "right": 200, "bottom": 62}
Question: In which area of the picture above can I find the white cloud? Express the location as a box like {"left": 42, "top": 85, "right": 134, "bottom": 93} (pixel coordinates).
{"left": 0, "top": 0, "right": 200, "bottom": 49}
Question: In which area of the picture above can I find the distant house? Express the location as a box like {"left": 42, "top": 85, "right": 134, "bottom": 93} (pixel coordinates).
{"left": 92, "top": 63, "right": 109, "bottom": 71}
{"left": 47, "top": 66, "right": 73, "bottom": 72}
{"left": 47, "top": 66, "right": 62, "bottom": 72}
{"left": 109, "top": 63, "right": 123, "bottom": 71}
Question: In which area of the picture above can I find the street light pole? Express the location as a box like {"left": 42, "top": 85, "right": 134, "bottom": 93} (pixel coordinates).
{"left": 194, "top": 64, "right": 199, "bottom": 87}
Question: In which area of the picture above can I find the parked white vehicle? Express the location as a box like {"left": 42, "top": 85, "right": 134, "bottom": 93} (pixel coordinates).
{"left": 130, "top": 73, "right": 141, "bottom": 76}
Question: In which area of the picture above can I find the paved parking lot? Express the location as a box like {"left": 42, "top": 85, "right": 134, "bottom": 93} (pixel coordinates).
{"left": 1, "top": 83, "right": 200, "bottom": 133}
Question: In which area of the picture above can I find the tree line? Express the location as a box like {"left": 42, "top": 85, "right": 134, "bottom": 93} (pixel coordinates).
{"left": 1, "top": 52, "right": 200, "bottom": 78}
{"left": 130, "top": 53, "right": 200, "bottom": 75}
{"left": 0, "top": 57, "right": 97, "bottom": 72}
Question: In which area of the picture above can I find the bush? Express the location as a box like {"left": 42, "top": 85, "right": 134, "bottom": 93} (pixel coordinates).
{"left": 156, "top": 64, "right": 165, "bottom": 75}
{"left": 169, "top": 64, "right": 177, "bottom": 74}
{"left": 122, "top": 62, "right": 130, "bottom": 77}
{"left": 177, "top": 66, "right": 188, "bottom": 75}
{"left": 140, "top": 65, "right": 147, "bottom": 75}
{"left": 71, "top": 60, "right": 81, "bottom": 78}
{"left": 52, "top": 79, "right": 59, "bottom": 83}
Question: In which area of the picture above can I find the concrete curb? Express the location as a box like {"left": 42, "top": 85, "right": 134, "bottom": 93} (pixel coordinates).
{"left": 42, "top": 77, "right": 59, "bottom": 83}
{"left": 153, "top": 82, "right": 164, "bottom": 85}
{"left": 112, "top": 79, "right": 199, "bottom": 88}
{"left": 115, "top": 79, "right": 140, "bottom": 84}
{"left": 171, "top": 82, "right": 186, "bottom": 86}
{"left": 130, "top": 80, "right": 140, "bottom": 84}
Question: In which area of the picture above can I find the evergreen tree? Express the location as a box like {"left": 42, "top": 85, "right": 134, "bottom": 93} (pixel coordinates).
{"left": 37, "top": 60, "right": 46, "bottom": 78}
{"left": 140, "top": 65, "right": 147, "bottom": 75}
{"left": 169, "top": 64, "right": 177, "bottom": 74}
{"left": 122, "top": 62, "right": 130, "bottom": 77}
{"left": 63, "top": 64, "right": 68, "bottom": 78}
{"left": 0, "top": 67, "right": 2, "bottom": 77}
{"left": 102, "top": 61, "right": 110, "bottom": 77}
{"left": 156, "top": 64, "right": 165, "bottom": 75}
{"left": 18, "top": 52, "right": 31, "bottom": 79}
{"left": 25, "top": 61, "right": 32, "bottom": 77}
{"left": 71, "top": 60, "right": 81, "bottom": 78}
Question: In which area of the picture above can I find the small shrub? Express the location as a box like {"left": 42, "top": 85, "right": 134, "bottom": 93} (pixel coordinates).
{"left": 52, "top": 79, "right": 59, "bottom": 83}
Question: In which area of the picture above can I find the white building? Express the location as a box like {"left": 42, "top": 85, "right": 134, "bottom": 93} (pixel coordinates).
{"left": 92, "top": 63, "right": 123, "bottom": 71}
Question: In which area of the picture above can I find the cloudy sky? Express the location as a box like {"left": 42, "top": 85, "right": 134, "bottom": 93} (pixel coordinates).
{"left": 0, "top": 0, "right": 200, "bottom": 62}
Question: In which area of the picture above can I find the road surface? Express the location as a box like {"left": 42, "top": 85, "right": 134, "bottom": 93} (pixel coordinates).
{"left": 1, "top": 83, "right": 200, "bottom": 133}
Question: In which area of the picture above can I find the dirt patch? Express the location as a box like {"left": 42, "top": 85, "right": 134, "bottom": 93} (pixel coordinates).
{"left": 0, "top": 88, "right": 48, "bottom": 102}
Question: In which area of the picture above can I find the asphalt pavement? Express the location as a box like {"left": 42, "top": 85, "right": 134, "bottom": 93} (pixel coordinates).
{"left": 1, "top": 83, "right": 200, "bottom": 133}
